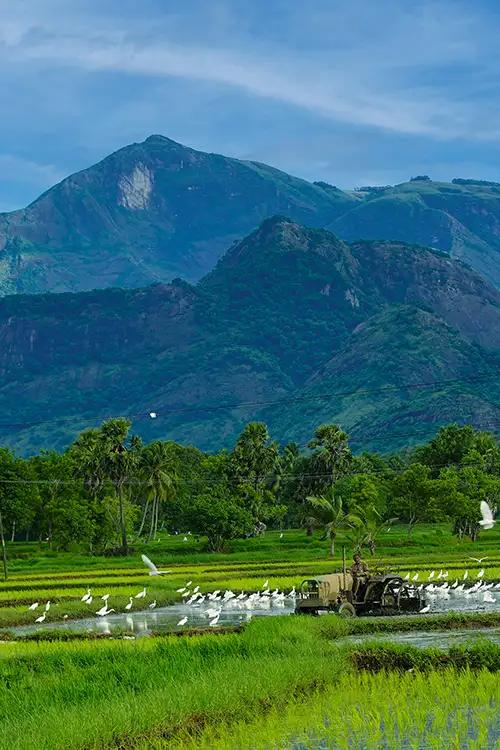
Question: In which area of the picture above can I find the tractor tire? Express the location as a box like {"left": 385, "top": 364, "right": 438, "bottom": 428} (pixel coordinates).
{"left": 338, "top": 602, "right": 357, "bottom": 618}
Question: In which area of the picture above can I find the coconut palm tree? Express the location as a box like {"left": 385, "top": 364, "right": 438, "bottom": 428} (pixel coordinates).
{"left": 305, "top": 489, "right": 361, "bottom": 557}
{"left": 139, "top": 442, "right": 177, "bottom": 540}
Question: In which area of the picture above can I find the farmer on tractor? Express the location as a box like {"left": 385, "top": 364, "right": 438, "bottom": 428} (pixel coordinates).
{"left": 351, "top": 553, "right": 369, "bottom": 599}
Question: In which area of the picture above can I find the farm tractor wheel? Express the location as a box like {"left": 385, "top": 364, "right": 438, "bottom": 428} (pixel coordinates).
{"left": 338, "top": 602, "right": 356, "bottom": 618}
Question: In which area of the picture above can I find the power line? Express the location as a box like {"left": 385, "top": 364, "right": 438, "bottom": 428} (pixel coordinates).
{"left": 0, "top": 457, "right": 494, "bottom": 486}
{"left": 0, "top": 372, "right": 498, "bottom": 430}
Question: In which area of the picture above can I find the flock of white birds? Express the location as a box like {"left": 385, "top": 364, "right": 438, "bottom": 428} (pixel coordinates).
{"left": 26, "top": 555, "right": 297, "bottom": 627}
{"left": 25, "top": 497, "right": 497, "bottom": 627}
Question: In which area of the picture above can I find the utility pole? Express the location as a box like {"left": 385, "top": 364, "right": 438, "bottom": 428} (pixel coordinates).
{"left": 0, "top": 509, "right": 8, "bottom": 581}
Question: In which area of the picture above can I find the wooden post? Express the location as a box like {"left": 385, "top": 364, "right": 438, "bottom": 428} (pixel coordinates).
{"left": 0, "top": 509, "right": 8, "bottom": 581}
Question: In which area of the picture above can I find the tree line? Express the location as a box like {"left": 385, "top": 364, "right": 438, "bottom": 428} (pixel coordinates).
{"left": 0, "top": 420, "right": 498, "bottom": 567}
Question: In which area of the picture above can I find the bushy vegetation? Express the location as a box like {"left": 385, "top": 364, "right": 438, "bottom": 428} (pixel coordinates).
{"left": 0, "top": 421, "right": 498, "bottom": 570}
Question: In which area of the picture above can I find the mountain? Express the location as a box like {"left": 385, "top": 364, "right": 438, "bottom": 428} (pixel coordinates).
{"left": 331, "top": 178, "right": 500, "bottom": 288}
{"left": 1, "top": 139, "right": 500, "bottom": 297}
{"left": 0, "top": 135, "right": 353, "bottom": 295}
{"left": 0, "top": 218, "right": 498, "bottom": 455}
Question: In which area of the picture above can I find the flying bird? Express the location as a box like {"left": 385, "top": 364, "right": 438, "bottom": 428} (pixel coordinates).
{"left": 479, "top": 501, "right": 496, "bottom": 529}
{"left": 468, "top": 556, "right": 488, "bottom": 564}
{"left": 149, "top": 412, "right": 157, "bottom": 419}
{"left": 141, "top": 554, "right": 171, "bottom": 576}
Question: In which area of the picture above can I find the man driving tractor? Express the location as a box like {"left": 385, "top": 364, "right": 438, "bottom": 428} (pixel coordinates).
{"left": 351, "top": 553, "right": 369, "bottom": 598}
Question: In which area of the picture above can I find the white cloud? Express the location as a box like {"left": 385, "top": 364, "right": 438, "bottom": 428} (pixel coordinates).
{"left": 0, "top": 0, "right": 498, "bottom": 140}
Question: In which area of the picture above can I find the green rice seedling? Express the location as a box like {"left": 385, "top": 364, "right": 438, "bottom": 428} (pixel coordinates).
{"left": 161, "top": 668, "right": 499, "bottom": 750}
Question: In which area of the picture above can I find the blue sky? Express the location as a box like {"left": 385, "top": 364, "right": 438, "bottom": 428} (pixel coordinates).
{"left": 1, "top": 0, "right": 500, "bottom": 210}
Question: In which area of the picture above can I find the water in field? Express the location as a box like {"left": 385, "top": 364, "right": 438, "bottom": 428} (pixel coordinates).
{"left": 340, "top": 626, "right": 500, "bottom": 649}
{"left": 9, "top": 598, "right": 297, "bottom": 637}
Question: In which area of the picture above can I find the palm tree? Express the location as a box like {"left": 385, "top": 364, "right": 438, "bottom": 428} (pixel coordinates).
{"left": 139, "top": 442, "right": 177, "bottom": 540}
{"left": 305, "top": 489, "right": 360, "bottom": 557}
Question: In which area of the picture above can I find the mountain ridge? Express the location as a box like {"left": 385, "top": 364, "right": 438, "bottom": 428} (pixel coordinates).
{"left": 1, "top": 136, "right": 500, "bottom": 295}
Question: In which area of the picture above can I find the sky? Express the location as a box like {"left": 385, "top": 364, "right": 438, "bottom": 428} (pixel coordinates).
{"left": 1, "top": 0, "right": 500, "bottom": 210}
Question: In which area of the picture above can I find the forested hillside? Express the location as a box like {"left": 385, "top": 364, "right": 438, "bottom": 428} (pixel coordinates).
{"left": 0, "top": 218, "right": 498, "bottom": 454}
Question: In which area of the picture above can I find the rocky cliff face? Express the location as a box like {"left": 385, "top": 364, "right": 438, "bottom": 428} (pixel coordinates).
{"left": 0, "top": 219, "right": 498, "bottom": 454}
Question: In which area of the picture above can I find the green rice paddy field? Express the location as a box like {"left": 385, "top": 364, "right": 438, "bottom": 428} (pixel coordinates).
{"left": 1, "top": 525, "right": 499, "bottom": 749}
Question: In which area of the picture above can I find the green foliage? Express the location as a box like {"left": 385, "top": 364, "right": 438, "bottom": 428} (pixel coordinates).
{"left": 183, "top": 489, "right": 254, "bottom": 551}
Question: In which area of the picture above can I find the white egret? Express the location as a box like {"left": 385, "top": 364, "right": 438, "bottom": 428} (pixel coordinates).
{"left": 419, "top": 605, "right": 430, "bottom": 614}
{"left": 149, "top": 600, "right": 157, "bottom": 609}
{"left": 209, "top": 615, "right": 220, "bottom": 627}
{"left": 86, "top": 596, "right": 93, "bottom": 605}
{"left": 463, "top": 570, "right": 469, "bottom": 580}
{"left": 468, "top": 556, "right": 488, "bottom": 563}
{"left": 263, "top": 580, "right": 269, "bottom": 589}
{"left": 101, "top": 594, "right": 110, "bottom": 602}
{"left": 477, "top": 569, "right": 485, "bottom": 579}
{"left": 141, "top": 554, "right": 171, "bottom": 576}
{"left": 125, "top": 597, "right": 133, "bottom": 611}
{"left": 81, "top": 589, "right": 91, "bottom": 602}
{"left": 135, "top": 588, "right": 147, "bottom": 599}
{"left": 45, "top": 601, "right": 51, "bottom": 611}
{"left": 96, "top": 605, "right": 115, "bottom": 617}
{"left": 483, "top": 591, "right": 495, "bottom": 604}
{"left": 28, "top": 602, "right": 39, "bottom": 611}
{"left": 35, "top": 612, "right": 46, "bottom": 623}
{"left": 149, "top": 412, "right": 157, "bottom": 419}
{"left": 428, "top": 571, "right": 435, "bottom": 580}
{"left": 479, "top": 501, "right": 495, "bottom": 529}
{"left": 177, "top": 617, "right": 188, "bottom": 626}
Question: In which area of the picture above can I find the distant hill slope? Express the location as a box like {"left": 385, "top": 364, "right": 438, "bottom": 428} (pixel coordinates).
{"left": 331, "top": 178, "right": 500, "bottom": 287}
{"left": 1, "top": 139, "right": 500, "bottom": 295}
{"left": 0, "top": 218, "right": 498, "bottom": 455}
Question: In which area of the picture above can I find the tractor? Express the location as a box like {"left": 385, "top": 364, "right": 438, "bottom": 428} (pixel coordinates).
{"left": 295, "top": 571, "right": 425, "bottom": 617}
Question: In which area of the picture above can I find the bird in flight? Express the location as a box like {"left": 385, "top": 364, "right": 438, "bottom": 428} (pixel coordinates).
{"left": 468, "top": 556, "right": 488, "bottom": 563}
{"left": 479, "top": 501, "right": 496, "bottom": 530}
{"left": 141, "top": 554, "right": 171, "bottom": 576}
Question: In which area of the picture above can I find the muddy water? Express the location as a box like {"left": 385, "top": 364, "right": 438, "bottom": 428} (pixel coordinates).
{"left": 9, "top": 599, "right": 296, "bottom": 637}
{"left": 6, "top": 585, "right": 500, "bottom": 638}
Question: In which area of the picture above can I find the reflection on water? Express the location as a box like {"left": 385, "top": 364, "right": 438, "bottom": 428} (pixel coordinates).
{"left": 10, "top": 599, "right": 297, "bottom": 637}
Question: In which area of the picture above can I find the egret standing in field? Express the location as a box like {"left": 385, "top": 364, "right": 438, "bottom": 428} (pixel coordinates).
{"left": 135, "top": 587, "right": 147, "bottom": 599}
{"left": 35, "top": 612, "right": 46, "bottom": 624}
{"left": 125, "top": 597, "right": 134, "bottom": 611}
{"left": 28, "top": 602, "right": 39, "bottom": 611}
{"left": 96, "top": 604, "right": 115, "bottom": 617}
